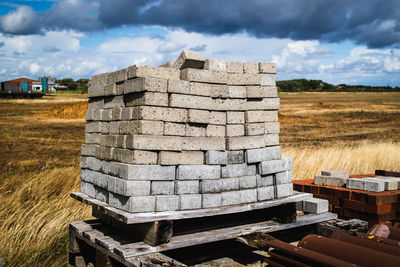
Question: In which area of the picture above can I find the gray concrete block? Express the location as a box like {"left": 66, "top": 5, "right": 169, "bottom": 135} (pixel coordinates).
{"left": 168, "top": 79, "right": 189, "bottom": 94}
{"left": 182, "top": 137, "right": 226, "bottom": 151}
{"left": 155, "top": 195, "right": 179, "bottom": 211}
{"left": 179, "top": 194, "right": 202, "bottom": 210}
{"left": 128, "top": 195, "right": 156, "bottom": 212}
{"left": 122, "top": 77, "right": 168, "bottom": 94}
{"left": 188, "top": 109, "right": 210, "bottom": 124}
{"left": 239, "top": 175, "right": 257, "bottom": 189}
{"left": 226, "top": 124, "right": 245, "bottom": 137}
{"left": 80, "top": 156, "right": 88, "bottom": 169}
{"left": 314, "top": 175, "right": 328, "bottom": 186}
{"left": 239, "top": 189, "right": 257, "bottom": 204}
{"left": 246, "top": 86, "right": 278, "bottom": 98}
{"left": 221, "top": 191, "right": 240, "bottom": 206}
{"left": 257, "top": 175, "right": 274, "bottom": 187}
{"left": 245, "top": 146, "right": 281, "bottom": 163}
{"left": 181, "top": 69, "right": 228, "bottom": 84}
{"left": 114, "top": 179, "right": 151, "bottom": 196}
{"left": 363, "top": 179, "right": 385, "bottom": 192}
{"left": 209, "top": 111, "right": 226, "bottom": 125}
{"left": 86, "top": 157, "right": 101, "bottom": 172}
{"left": 108, "top": 192, "right": 129, "bottom": 211}
{"left": 175, "top": 180, "right": 200, "bottom": 194}
{"left": 264, "top": 134, "right": 280, "bottom": 146}
{"left": 264, "top": 122, "right": 280, "bottom": 134}
{"left": 346, "top": 178, "right": 365, "bottom": 190}
{"left": 151, "top": 181, "right": 175, "bottom": 195}
{"left": 258, "top": 158, "right": 292, "bottom": 175}
{"left": 81, "top": 182, "right": 95, "bottom": 198}
{"left": 85, "top": 133, "right": 101, "bottom": 144}
{"left": 257, "top": 186, "right": 274, "bottom": 201}
{"left": 206, "top": 125, "right": 225, "bottom": 137}
{"left": 104, "top": 95, "right": 124, "bottom": 109}
{"left": 221, "top": 163, "right": 256, "bottom": 178}
{"left": 226, "top": 136, "right": 265, "bottom": 150}
{"left": 159, "top": 151, "right": 204, "bottom": 165}
{"left": 201, "top": 178, "right": 238, "bottom": 193}
{"left": 185, "top": 123, "right": 206, "bottom": 137}
{"left": 304, "top": 198, "right": 329, "bottom": 214}
{"left": 173, "top": 50, "right": 205, "bottom": 70}
{"left": 125, "top": 92, "right": 168, "bottom": 107}
{"left": 227, "top": 73, "right": 262, "bottom": 85}
{"left": 127, "top": 65, "right": 180, "bottom": 80}
{"left": 243, "top": 62, "right": 259, "bottom": 74}
{"left": 259, "top": 62, "right": 277, "bottom": 74}
{"left": 245, "top": 123, "right": 265, "bottom": 136}
{"left": 132, "top": 106, "right": 188, "bottom": 123}
{"left": 227, "top": 150, "right": 245, "bottom": 164}
{"left": 245, "top": 110, "right": 278, "bottom": 123}
{"left": 367, "top": 177, "right": 398, "bottom": 190}
{"left": 94, "top": 185, "right": 109, "bottom": 203}
{"left": 169, "top": 93, "right": 213, "bottom": 110}
{"left": 164, "top": 122, "right": 186, "bottom": 136}
{"left": 226, "top": 112, "right": 245, "bottom": 124}
{"left": 275, "top": 183, "right": 293, "bottom": 198}
{"left": 204, "top": 59, "right": 226, "bottom": 72}
{"left": 126, "top": 135, "right": 182, "bottom": 151}
{"left": 228, "top": 86, "right": 247, "bottom": 98}
{"left": 202, "top": 193, "right": 222, "bottom": 208}
{"left": 275, "top": 171, "right": 292, "bottom": 185}
{"left": 177, "top": 165, "right": 221, "bottom": 180}
{"left": 92, "top": 173, "right": 108, "bottom": 189}
{"left": 261, "top": 74, "right": 276, "bottom": 86}
{"left": 321, "top": 170, "right": 349, "bottom": 179}
{"left": 296, "top": 201, "right": 304, "bottom": 211}
{"left": 326, "top": 176, "right": 347, "bottom": 187}
{"left": 113, "top": 163, "right": 175, "bottom": 181}
{"left": 206, "top": 151, "right": 227, "bottom": 165}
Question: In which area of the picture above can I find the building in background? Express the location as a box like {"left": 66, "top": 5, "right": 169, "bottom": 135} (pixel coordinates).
{"left": 1, "top": 77, "right": 61, "bottom": 95}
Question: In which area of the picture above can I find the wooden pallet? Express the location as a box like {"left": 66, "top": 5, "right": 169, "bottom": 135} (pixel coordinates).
{"left": 69, "top": 212, "right": 337, "bottom": 266}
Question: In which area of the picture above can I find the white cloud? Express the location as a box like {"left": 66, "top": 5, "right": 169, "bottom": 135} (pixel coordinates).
{"left": 0, "top": 6, "right": 39, "bottom": 34}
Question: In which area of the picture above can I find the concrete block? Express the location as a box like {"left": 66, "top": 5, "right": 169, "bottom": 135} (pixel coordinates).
{"left": 209, "top": 84, "right": 229, "bottom": 98}
{"left": 188, "top": 82, "right": 212, "bottom": 96}
{"left": 203, "top": 178, "right": 238, "bottom": 193}
{"left": 151, "top": 181, "right": 175, "bottom": 195}
{"left": 296, "top": 201, "right": 305, "bottom": 211}
{"left": 202, "top": 193, "right": 222, "bottom": 208}
{"left": 259, "top": 158, "right": 292, "bottom": 175}
{"left": 258, "top": 62, "right": 276, "bottom": 74}
{"left": 243, "top": 62, "right": 259, "bottom": 74}
{"left": 80, "top": 156, "right": 88, "bottom": 169}
{"left": 85, "top": 122, "right": 102, "bottom": 133}
{"left": 206, "top": 125, "right": 225, "bottom": 137}
{"left": 127, "top": 196, "right": 156, "bottom": 213}
{"left": 264, "top": 134, "right": 280, "bottom": 146}
{"left": 275, "top": 171, "right": 292, "bottom": 185}
{"left": 101, "top": 122, "right": 110, "bottom": 134}
{"left": 245, "top": 123, "right": 265, "bottom": 136}
{"left": 321, "top": 170, "right": 349, "bottom": 179}
{"left": 213, "top": 98, "right": 247, "bottom": 111}
{"left": 276, "top": 183, "right": 293, "bottom": 198}
{"left": 169, "top": 93, "right": 212, "bottom": 110}
{"left": 126, "top": 120, "right": 164, "bottom": 135}
{"left": 227, "top": 150, "right": 245, "bottom": 164}
{"left": 221, "top": 191, "right": 240, "bottom": 206}
{"left": 81, "top": 182, "right": 96, "bottom": 198}
{"left": 114, "top": 164, "right": 175, "bottom": 181}
{"left": 226, "top": 125, "right": 245, "bottom": 137}
{"left": 81, "top": 144, "right": 99, "bottom": 157}
{"left": 164, "top": 122, "right": 186, "bottom": 136}
{"left": 85, "top": 157, "right": 103, "bottom": 173}
{"left": 227, "top": 73, "right": 262, "bottom": 86}
{"left": 104, "top": 95, "right": 124, "bottom": 109}
{"left": 209, "top": 112, "right": 226, "bottom": 125}
{"left": 245, "top": 110, "right": 278, "bottom": 123}
{"left": 257, "top": 175, "right": 274, "bottom": 187}
{"left": 125, "top": 92, "right": 168, "bottom": 107}
{"left": 92, "top": 172, "right": 109, "bottom": 189}
{"left": 168, "top": 79, "right": 189, "bottom": 94}
{"left": 346, "top": 178, "right": 365, "bottom": 190}
{"left": 179, "top": 194, "right": 202, "bottom": 210}
{"left": 113, "top": 149, "right": 157, "bottom": 165}
{"left": 155, "top": 195, "right": 179, "bottom": 211}
{"left": 126, "top": 135, "right": 182, "bottom": 151}
{"left": 304, "top": 198, "right": 329, "bottom": 214}
{"left": 181, "top": 68, "right": 228, "bottom": 84}
{"left": 175, "top": 180, "right": 200, "bottom": 194}
{"left": 261, "top": 74, "right": 276, "bottom": 86}
{"left": 85, "top": 133, "right": 100, "bottom": 144}
{"left": 243, "top": 98, "right": 280, "bottom": 111}
{"left": 132, "top": 106, "right": 187, "bottom": 123}
{"left": 206, "top": 151, "right": 227, "bottom": 165}
{"left": 239, "top": 175, "right": 257, "bottom": 189}
{"left": 122, "top": 77, "right": 167, "bottom": 94}
{"left": 186, "top": 124, "right": 206, "bottom": 137}
{"left": 94, "top": 185, "right": 109, "bottom": 203}
{"left": 108, "top": 68, "right": 128, "bottom": 83}
{"left": 88, "top": 98, "right": 104, "bottom": 109}
{"left": 326, "top": 176, "right": 347, "bottom": 187}
{"left": 204, "top": 59, "right": 226, "bottom": 72}
{"left": 373, "top": 177, "right": 399, "bottom": 190}
{"left": 246, "top": 146, "right": 281, "bottom": 163}
{"left": 228, "top": 86, "right": 247, "bottom": 98}
{"left": 314, "top": 175, "right": 328, "bottom": 186}
{"left": 173, "top": 50, "right": 205, "bottom": 70}
{"left": 101, "top": 109, "right": 112, "bottom": 121}
{"left": 113, "top": 179, "right": 150, "bottom": 196}
{"left": 182, "top": 137, "right": 225, "bottom": 151}
{"left": 159, "top": 61, "right": 174, "bottom": 68}
{"left": 226, "top": 112, "right": 245, "bottom": 124}
{"left": 88, "top": 73, "right": 108, "bottom": 97}
{"left": 159, "top": 151, "right": 204, "bottom": 165}
{"left": 226, "top": 136, "right": 265, "bottom": 150}
{"left": 127, "top": 65, "right": 180, "bottom": 80}
{"left": 188, "top": 109, "right": 210, "bottom": 124}
{"left": 240, "top": 189, "right": 257, "bottom": 203}
{"left": 108, "top": 121, "right": 118, "bottom": 134}
{"left": 226, "top": 61, "right": 243, "bottom": 73}
{"left": 265, "top": 122, "right": 280, "bottom": 134}
{"left": 177, "top": 165, "right": 220, "bottom": 180}
{"left": 363, "top": 179, "right": 385, "bottom": 192}
{"left": 99, "top": 146, "right": 113, "bottom": 160}
{"left": 257, "top": 186, "right": 274, "bottom": 201}
{"left": 221, "top": 163, "right": 256, "bottom": 178}
{"left": 246, "top": 86, "right": 278, "bottom": 98}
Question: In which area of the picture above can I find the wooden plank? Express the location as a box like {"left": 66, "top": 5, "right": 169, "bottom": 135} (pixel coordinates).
{"left": 114, "top": 212, "right": 337, "bottom": 258}
{"left": 71, "top": 191, "right": 313, "bottom": 224}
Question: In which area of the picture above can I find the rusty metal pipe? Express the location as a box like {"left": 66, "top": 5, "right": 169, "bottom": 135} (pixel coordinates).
{"left": 267, "top": 239, "right": 358, "bottom": 267}
{"left": 298, "top": 234, "right": 400, "bottom": 267}
{"left": 356, "top": 232, "right": 400, "bottom": 248}
{"left": 330, "top": 231, "right": 400, "bottom": 257}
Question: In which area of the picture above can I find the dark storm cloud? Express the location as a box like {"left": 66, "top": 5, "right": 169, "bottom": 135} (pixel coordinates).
{"left": 1, "top": 0, "right": 400, "bottom": 48}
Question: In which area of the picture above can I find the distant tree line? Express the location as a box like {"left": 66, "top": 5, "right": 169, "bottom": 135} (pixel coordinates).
{"left": 277, "top": 79, "right": 400, "bottom": 92}
{"left": 57, "top": 78, "right": 90, "bottom": 92}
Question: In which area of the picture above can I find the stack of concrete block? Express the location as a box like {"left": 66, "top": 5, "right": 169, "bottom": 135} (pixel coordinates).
{"left": 80, "top": 50, "right": 293, "bottom": 213}
{"left": 314, "top": 170, "right": 349, "bottom": 187}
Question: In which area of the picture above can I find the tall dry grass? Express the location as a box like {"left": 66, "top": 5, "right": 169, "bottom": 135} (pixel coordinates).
{"left": 283, "top": 141, "right": 400, "bottom": 180}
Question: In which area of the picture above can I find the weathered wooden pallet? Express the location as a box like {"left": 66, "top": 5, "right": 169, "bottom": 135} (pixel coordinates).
{"left": 70, "top": 191, "right": 313, "bottom": 224}
{"left": 69, "top": 212, "right": 337, "bottom": 266}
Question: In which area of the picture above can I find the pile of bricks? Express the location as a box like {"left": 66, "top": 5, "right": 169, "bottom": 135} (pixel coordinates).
{"left": 79, "top": 50, "right": 294, "bottom": 213}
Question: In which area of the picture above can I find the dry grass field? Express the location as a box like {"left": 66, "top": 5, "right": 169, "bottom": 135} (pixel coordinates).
{"left": 0, "top": 92, "right": 399, "bottom": 266}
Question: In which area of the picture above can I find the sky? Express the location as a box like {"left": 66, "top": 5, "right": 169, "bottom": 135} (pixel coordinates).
{"left": 0, "top": 0, "right": 399, "bottom": 86}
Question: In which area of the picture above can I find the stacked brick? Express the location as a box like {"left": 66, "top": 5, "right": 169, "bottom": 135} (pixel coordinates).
{"left": 80, "top": 50, "right": 293, "bottom": 213}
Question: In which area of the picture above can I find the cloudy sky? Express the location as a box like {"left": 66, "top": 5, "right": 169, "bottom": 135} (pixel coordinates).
{"left": 0, "top": 0, "right": 399, "bottom": 86}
